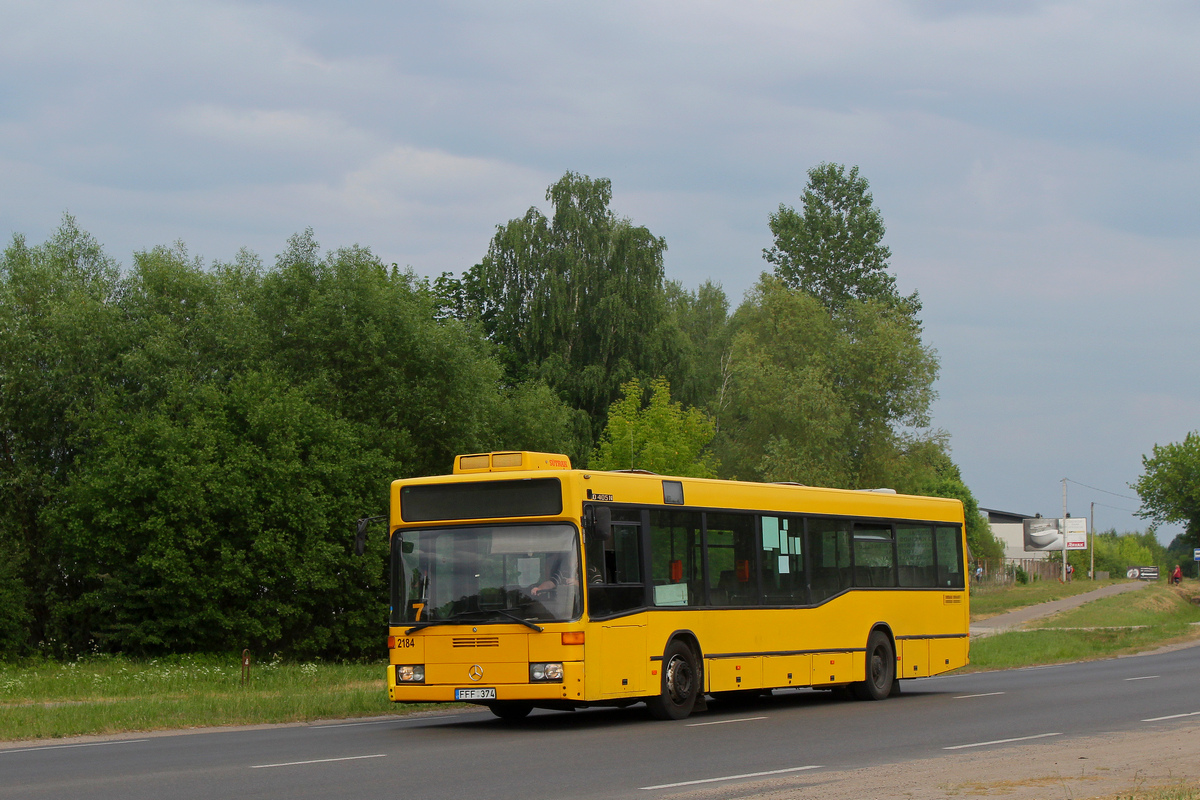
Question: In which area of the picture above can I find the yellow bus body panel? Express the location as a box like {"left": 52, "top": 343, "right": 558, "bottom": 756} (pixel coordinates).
{"left": 387, "top": 460, "right": 969, "bottom": 707}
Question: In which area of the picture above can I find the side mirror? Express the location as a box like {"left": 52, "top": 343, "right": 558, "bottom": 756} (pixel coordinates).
{"left": 594, "top": 505, "right": 612, "bottom": 542}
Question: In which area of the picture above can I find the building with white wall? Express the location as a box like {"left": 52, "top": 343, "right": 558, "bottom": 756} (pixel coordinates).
{"left": 981, "top": 507, "right": 1053, "bottom": 561}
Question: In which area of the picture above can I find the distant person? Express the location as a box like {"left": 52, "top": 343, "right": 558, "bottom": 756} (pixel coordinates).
{"left": 974, "top": 564, "right": 983, "bottom": 582}
{"left": 1066, "top": 563, "right": 1074, "bottom": 581}
{"left": 1172, "top": 565, "right": 1183, "bottom": 585}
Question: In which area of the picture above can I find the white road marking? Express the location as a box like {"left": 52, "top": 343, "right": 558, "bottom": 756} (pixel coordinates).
{"left": 954, "top": 692, "right": 1005, "bottom": 699}
{"left": 944, "top": 732, "right": 1062, "bottom": 750}
{"left": 686, "top": 716, "right": 767, "bottom": 727}
{"left": 0, "top": 739, "right": 149, "bottom": 755}
{"left": 1125, "top": 676, "right": 1160, "bottom": 681}
{"left": 639, "top": 765, "right": 821, "bottom": 790}
{"left": 309, "top": 719, "right": 401, "bottom": 729}
{"left": 250, "top": 754, "right": 387, "bottom": 769}
{"left": 1143, "top": 711, "right": 1200, "bottom": 722}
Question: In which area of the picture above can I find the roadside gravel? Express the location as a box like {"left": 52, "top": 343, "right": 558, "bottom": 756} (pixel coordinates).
{"left": 665, "top": 721, "right": 1200, "bottom": 800}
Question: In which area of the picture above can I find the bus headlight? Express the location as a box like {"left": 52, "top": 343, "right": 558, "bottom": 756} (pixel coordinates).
{"left": 529, "top": 662, "right": 563, "bottom": 682}
{"left": 396, "top": 665, "right": 425, "bottom": 683}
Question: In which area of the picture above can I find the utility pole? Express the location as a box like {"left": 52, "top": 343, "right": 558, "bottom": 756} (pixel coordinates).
{"left": 1090, "top": 501, "right": 1095, "bottom": 580}
{"left": 1062, "top": 478, "right": 1068, "bottom": 582}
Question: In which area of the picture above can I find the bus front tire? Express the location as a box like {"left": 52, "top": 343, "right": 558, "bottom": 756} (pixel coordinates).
{"left": 852, "top": 631, "right": 895, "bottom": 701}
{"left": 646, "top": 641, "right": 700, "bottom": 720}
{"left": 488, "top": 701, "right": 533, "bottom": 721}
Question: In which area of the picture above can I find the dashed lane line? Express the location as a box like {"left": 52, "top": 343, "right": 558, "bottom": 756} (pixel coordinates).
{"left": 944, "top": 732, "right": 1062, "bottom": 750}
{"left": 639, "top": 765, "right": 821, "bottom": 790}
{"left": 250, "top": 754, "right": 387, "bottom": 769}
{"left": 1143, "top": 711, "right": 1200, "bottom": 723}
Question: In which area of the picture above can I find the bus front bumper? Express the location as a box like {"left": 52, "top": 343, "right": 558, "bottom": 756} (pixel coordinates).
{"left": 388, "top": 661, "right": 584, "bottom": 704}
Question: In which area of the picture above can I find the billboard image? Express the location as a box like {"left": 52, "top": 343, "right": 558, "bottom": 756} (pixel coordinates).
{"left": 1024, "top": 518, "right": 1064, "bottom": 552}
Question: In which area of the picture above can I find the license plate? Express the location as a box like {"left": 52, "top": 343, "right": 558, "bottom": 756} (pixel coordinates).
{"left": 455, "top": 687, "right": 497, "bottom": 700}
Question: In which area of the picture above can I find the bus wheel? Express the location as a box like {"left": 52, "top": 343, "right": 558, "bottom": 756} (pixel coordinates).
{"left": 852, "top": 631, "right": 895, "bottom": 701}
{"left": 488, "top": 702, "right": 533, "bottom": 721}
{"left": 646, "top": 641, "right": 699, "bottom": 720}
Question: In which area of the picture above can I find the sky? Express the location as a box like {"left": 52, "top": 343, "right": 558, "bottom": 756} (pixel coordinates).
{"left": 3, "top": 0, "right": 1197, "bottom": 543}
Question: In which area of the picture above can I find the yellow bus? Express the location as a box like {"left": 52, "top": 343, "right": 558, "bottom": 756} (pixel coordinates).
{"left": 385, "top": 451, "right": 969, "bottom": 721}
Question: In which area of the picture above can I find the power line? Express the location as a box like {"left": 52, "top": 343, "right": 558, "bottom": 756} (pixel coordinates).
{"left": 1090, "top": 501, "right": 1139, "bottom": 515}
{"left": 1064, "top": 478, "right": 1139, "bottom": 503}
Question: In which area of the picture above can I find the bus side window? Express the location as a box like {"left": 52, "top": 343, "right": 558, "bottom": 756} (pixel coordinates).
{"left": 808, "top": 518, "right": 851, "bottom": 602}
{"left": 853, "top": 523, "right": 896, "bottom": 588}
{"left": 935, "top": 526, "right": 965, "bottom": 588}
{"left": 706, "top": 513, "right": 757, "bottom": 606}
{"left": 650, "top": 510, "right": 702, "bottom": 606}
{"left": 897, "top": 524, "right": 936, "bottom": 587}
{"left": 761, "top": 515, "right": 806, "bottom": 604}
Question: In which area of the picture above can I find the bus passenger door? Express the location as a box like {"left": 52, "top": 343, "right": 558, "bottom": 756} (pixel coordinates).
{"left": 585, "top": 516, "right": 649, "bottom": 698}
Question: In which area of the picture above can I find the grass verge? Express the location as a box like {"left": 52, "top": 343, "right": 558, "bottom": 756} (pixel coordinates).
{"left": 0, "top": 654, "right": 442, "bottom": 742}
{"left": 970, "top": 577, "right": 1121, "bottom": 620}
{"left": 967, "top": 583, "right": 1200, "bottom": 671}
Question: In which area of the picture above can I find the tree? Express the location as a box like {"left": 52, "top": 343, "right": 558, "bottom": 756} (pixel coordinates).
{"left": 0, "top": 221, "right": 582, "bottom": 659}
{"left": 49, "top": 368, "right": 392, "bottom": 657}
{"left": 1085, "top": 528, "right": 1169, "bottom": 577}
{"left": 0, "top": 216, "right": 125, "bottom": 655}
{"left": 894, "top": 438, "right": 1003, "bottom": 561}
{"left": 765, "top": 163, "right": 919, "bottom": 318}
{"left": 461, "top": 172, "right": 669, "bottom": 445}
{"left": 1135, "top": 431, "right": 1200, "bottom": 545}
{"left": 717, "top": 276, "right": 938, "bottom": 488}
{"left": 591, "top": 379, "right": 718, "bottom": 478}
{"left": 659, "top": 280, "right": 731, "bottom": 414}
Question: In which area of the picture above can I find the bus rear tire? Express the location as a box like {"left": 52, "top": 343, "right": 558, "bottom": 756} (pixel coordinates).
{"left": 646, "top": 640, "right": 700, "bottom": 720}
{"left": 488, "top": 702, "right": 533, "bottom": 721}
{"left": 852, "top": 631, "right": 895, "bottom": 701}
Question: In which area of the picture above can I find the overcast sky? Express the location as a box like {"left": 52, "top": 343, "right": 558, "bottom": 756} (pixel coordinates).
{"left": 3, "top": 1, "right": 1197, "bottom": 542}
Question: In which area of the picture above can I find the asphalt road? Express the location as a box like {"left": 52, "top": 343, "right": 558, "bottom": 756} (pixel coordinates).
{"left": 4, "top": 645, "right": 1198, "bottom": 800}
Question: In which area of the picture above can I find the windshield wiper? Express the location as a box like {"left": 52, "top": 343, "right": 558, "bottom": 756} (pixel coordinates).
{"left": 405, "top": 609, "right": 543, "bottom": 635}
{"left": 486, "top": 609, "right": 544, "bottom": 632}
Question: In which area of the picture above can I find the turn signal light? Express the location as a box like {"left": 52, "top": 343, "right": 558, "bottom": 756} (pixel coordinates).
{"left": 388, "top": 635, "right": 396, "bottom": 649}
{"left": 561, "top": 632, "right": 585, "bottom": 645}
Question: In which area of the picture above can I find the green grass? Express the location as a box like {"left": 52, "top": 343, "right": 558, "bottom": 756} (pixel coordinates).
{"left": 0, "top": 654, "right": 440, "bottom": 742}
{"left": 967, "top": 583, "right": 1200, "bottom": 671}
{"left": 969, "top": 577, "right": 1121, "bottom": 620}
{"left": 1029, "top": 582, "right": 1200, "bottom": 629}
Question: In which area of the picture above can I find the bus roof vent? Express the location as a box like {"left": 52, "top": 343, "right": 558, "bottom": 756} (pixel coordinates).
{"left": 856, "top": 488, "right": 898, "bottom": 494}
{"left": 453, "top": 451, "right": 572, "bottom": 474}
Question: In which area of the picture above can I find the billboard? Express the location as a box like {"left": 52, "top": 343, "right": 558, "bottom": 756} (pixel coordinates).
{"left": 1023, "top": 518, "right": 1064, "bottom": 552}
{"left": 1024, "top": 518, "right": 1088, "bottom": 551}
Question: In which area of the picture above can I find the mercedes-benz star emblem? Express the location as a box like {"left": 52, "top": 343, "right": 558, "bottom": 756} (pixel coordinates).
{"left": 468, "top": 664, "right": 484, "bottom": 682}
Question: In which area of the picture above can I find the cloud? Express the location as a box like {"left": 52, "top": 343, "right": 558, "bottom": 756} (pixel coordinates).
{"left": 3, "top": 0, "right": 1198, "bottom": 540}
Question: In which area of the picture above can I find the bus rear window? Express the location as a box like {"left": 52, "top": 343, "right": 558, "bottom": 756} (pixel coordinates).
{"left": 400, "top": 478, "right": 563, "bottom": 522}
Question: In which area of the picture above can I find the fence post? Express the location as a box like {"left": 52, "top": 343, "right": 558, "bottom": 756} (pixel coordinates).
{"left": 241, "top": 649, "right": 251, "bottom": 686}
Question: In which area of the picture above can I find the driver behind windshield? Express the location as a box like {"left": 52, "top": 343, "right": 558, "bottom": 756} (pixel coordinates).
{"left": 530, "top": 552, "right": 574, "bottom": 598}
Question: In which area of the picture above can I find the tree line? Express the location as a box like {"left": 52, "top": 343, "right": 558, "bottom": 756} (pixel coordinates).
{"left": 0, "top": 164, "right": 1001, "bottom": 661}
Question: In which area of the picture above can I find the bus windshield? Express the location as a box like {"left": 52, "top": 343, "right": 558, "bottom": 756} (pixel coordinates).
{"left": 391, "top": 524, "right": 582, "bottom": 625}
